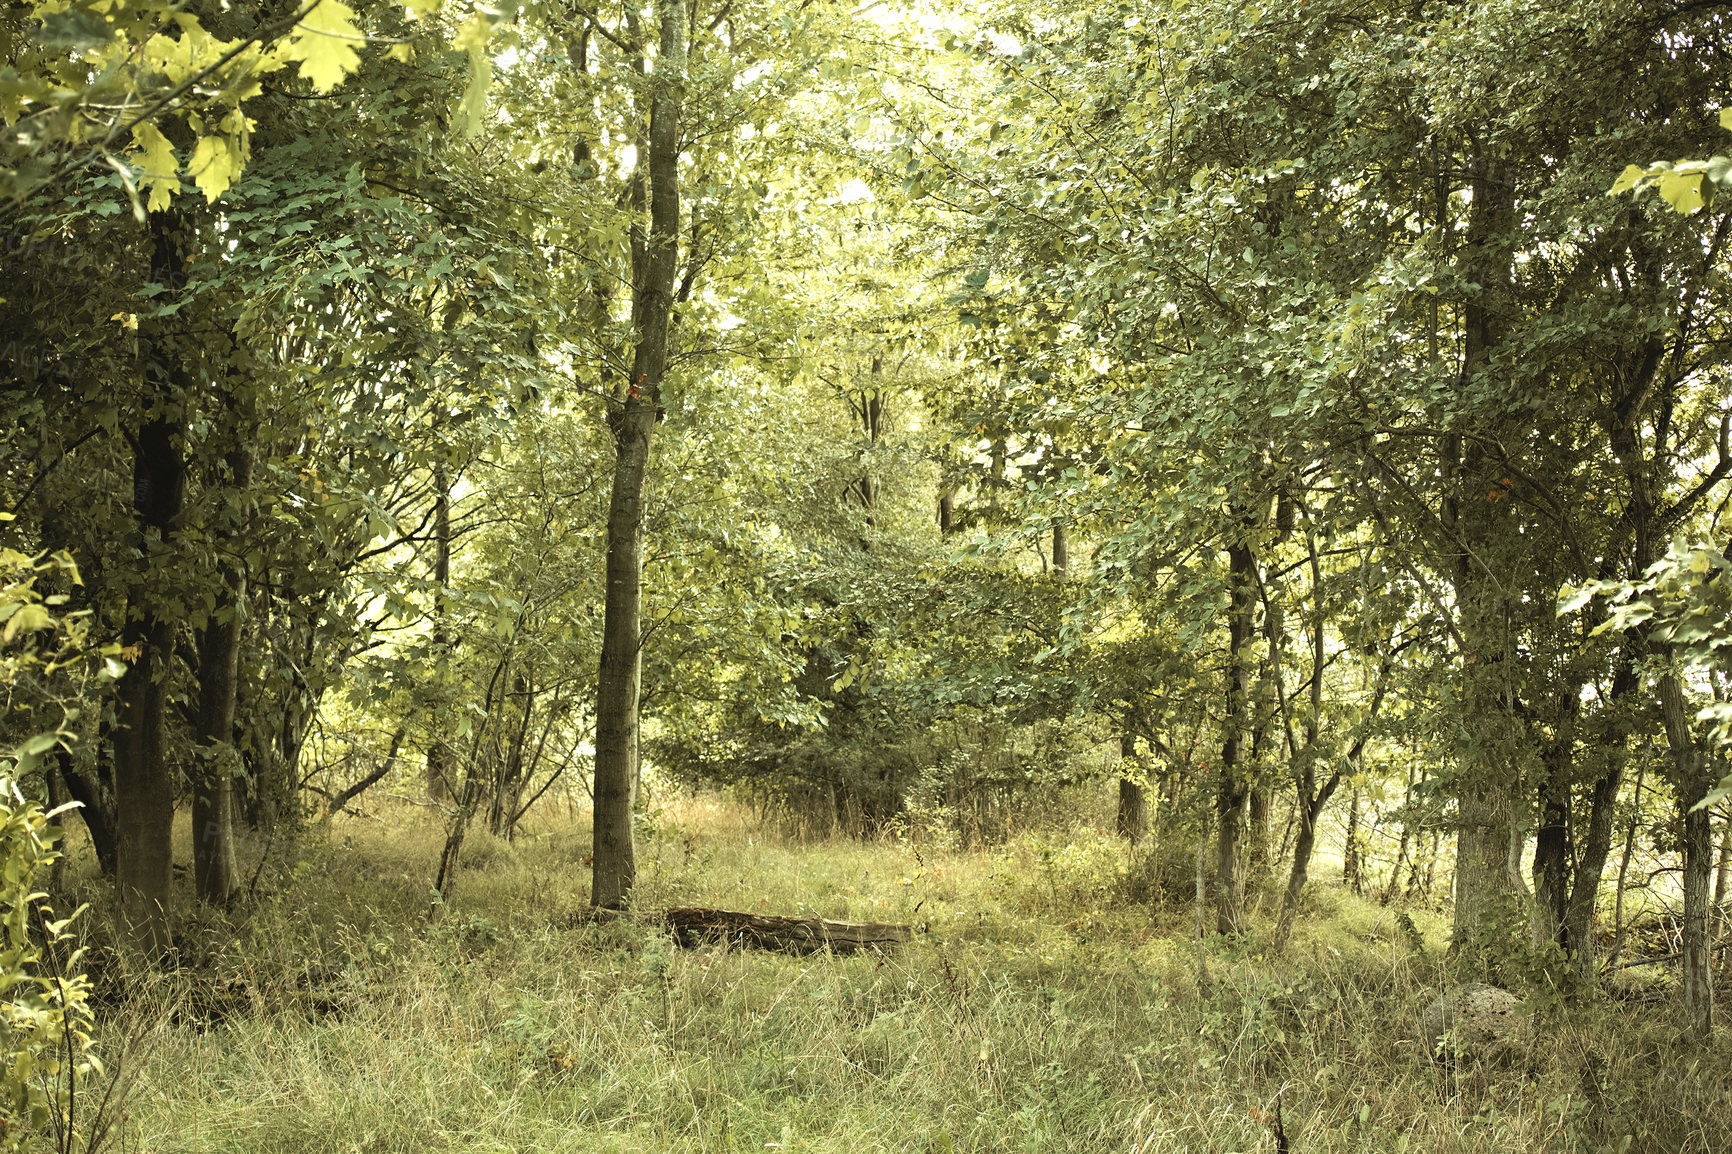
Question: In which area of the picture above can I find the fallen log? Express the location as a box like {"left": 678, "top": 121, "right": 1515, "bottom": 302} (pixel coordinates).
{"left": 579, "top": 905, "right": 911, "bottom": 954}
{"left": 664, "top": 907, "right": 910, "bottom": 954}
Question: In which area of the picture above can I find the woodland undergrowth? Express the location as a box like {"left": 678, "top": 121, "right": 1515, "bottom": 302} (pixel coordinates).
{"left": 53, "top": 796, "right": 1729, "bottom": 1154}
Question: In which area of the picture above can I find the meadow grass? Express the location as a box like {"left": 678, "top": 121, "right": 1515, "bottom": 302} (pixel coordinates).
{"left": 75, "top": 795, "right": 1729, "bottom": 1153}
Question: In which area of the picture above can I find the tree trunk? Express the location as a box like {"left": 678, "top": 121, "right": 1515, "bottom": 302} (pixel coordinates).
{"left": 113, "top": 424, "right": 182, "bottom": 954}
{"left": 1343, "top": 788, "right": 1364, "bottom": 895}
{"left": 427, "top": 464, "right": 452, "bottom": 803}
{"left": 1447, "top": 156, "right": 1522, "bottom": 962}
{"left": 1658, "top": 670, "right": 1715, "bottom": 1035}
{"left": 193, "top": 445, "right": 251, "bottom": 906}
{"left": 1051, "top": 520, "right": 1068, "bottom": 578}
{"left": 1608, "top": 759, "right": 1646, "bottom": 969}
{"left": 1215, "top": 535, "right": 1256, "bottom": 934}
{"left": 56, "top": 746, "right": 116, "bottom": 876}
{"left": 1530, "top": 710, "right": 1575, "bottom": 951}
{"left": 1116, "top": 730, "right": 1145, "bottom": 840}
{"left": 113, "top": 208, "right": 191, "bottom": 954}
{"left": 592, "top": 0, "right": 685, "bottom": 910}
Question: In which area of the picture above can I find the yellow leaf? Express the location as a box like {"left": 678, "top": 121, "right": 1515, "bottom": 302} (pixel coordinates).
{"left": 1721, "top": 108, "right": 1732, "bottom": 132}
{"left": 190, "top": 135, "right": 241, "bottom": 202}
{"left": 130, "top": 122, "right": 180, "bottom": 211}
{"left": 1608, "top": 163, "right": 1647, "bottom": 196}
{"left": 3, "top": 603, "right": 52, "bottom": 643}
{"left": 1658, "top": 169, "right": 1705, "bottom": 214}
{"left": 281, "top": 0, "right": 363, "bottom": 94}
{"left": 455, "top": 13, "right": 492, "bottom": 136}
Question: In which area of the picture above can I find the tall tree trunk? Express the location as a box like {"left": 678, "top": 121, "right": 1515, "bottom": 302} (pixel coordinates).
{"left": 1051, "top": 520, "right": 1068, "bottom": 579}
{"left": 1215, "top": 535, "right": 1256, "bottom": 934}
{"left": 1447, "top": 156, "right": 1522, "bottom": 961}
{"left": 427, "top": 463, "right": 452, "bottom": 803}
{"left": 1658, "top": 670, "right": 1715, "bottom": 1035}
{"left": 193, "top": 443, "right": 251, "bottom": 905}
{"left": 592, "top": 0, "right": 685, "bottom": 910}
{"left": 113, "top": 209, "right": 191, "bottom": 954}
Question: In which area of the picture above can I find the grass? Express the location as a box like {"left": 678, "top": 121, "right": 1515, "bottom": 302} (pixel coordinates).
{"left": 61, "top": 794, "right": 1730, "bottom": 1153}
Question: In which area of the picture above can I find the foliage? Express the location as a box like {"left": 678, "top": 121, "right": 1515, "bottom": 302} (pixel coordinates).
{"left": 1610, "top": 109, "right": 1732, "bottom": 215}
{"left": 0, "top": 554, "right": 99, "bottom": 1151}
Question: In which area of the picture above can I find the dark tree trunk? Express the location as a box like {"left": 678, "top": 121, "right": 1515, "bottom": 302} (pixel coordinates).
{"left": 427, "top": 464, "right": 452, "bottom": 803}
{"left": 1561, "top": 656, "right": 1638, "bottom": 978}
{"left": 1659, "top": 670, "right": 1715, "bottom": 1034}
{"left": 113, "top": 420, "right": 183, "bottom": 953}
{"left": 1531, "top": 706, "right": 1576, "bottom": 951}
{"left": 1116, "top": 731, "right": 1145, "bottom": 840}
{"left": 113, "top": 208, "right": 191, "bottom": 953}
{"left": 193, "top": 444, "right": 251, "bottom": 906}
{"left": 592, "top": 0, "right": 685, "bottom": 910}
{"left": 1215, "top": 535, "right": 1256, "bottom": 934}
{"left": 56, "top": 747, "right": 116, "bottom": 876}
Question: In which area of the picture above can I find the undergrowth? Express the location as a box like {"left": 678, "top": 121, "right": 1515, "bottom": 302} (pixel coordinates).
{"left": 59, "top": 797, "right": 1729, "bottom": 1153}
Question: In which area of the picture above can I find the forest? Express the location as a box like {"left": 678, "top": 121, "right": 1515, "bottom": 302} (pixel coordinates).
{"left": 1, "top": 0, "right": 1731, "bottom": 1150}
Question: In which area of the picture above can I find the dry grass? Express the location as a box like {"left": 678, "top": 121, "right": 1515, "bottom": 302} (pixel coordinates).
{"left": 65, "top": 794, "right": 1730, "bottom": 1153}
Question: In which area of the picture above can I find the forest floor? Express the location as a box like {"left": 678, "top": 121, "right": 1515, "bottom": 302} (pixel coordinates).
{"left": 65, "top": 795, "right": 1729, "bottom": 1153}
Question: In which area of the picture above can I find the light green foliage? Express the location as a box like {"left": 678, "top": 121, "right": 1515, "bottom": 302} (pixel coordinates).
{"left": 1610, "top": 109, "right": 1732, "bottom": 213}
{"left": 0, "top": 554, "right": 98, "bottom": 1151}
{"left": 0, "top": 777, "right": 92, "bottom": 1151}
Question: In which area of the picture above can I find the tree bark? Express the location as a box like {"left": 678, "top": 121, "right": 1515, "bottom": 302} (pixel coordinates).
{"left": 113, "top": 208, "right": 191, "bottom": 955}
{"left": 1215, "top": 534, "right": 1256, "bottom": 934}
{"left": 591, "top": 0, "right": 685, "bottom": 910}
{"left": 427, "top": 463, "right": 452, "bottom": 803}
{"left": 1658, "top": 670, "right": 1715, "bottom": 1035}
{"left": 1447, "top": 156, "right": 1522, "bottom": 961}
{"left": 193, "top": 444, "right": 251, "bottom": 906}
{"left": 56, "top": 747, "right": 115, "bottom": 876}
{"left": 1116, "top": 730, "right": 1145, "bottom": 840}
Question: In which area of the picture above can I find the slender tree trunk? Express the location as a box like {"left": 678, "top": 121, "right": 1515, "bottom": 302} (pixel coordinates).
{"left": 1343, "top": 789, "right": 1363, "bottom": 895}
{"left": 1215, "top": 536, "right": 1256, "bottom": 934}
{"left": 1658, "top": 670, "right": 1715, "bottom": 1034}
{"left": 1609, "top": 759, "right": 1646, "bottom": 970}
{"left": 193, "top": 444, "right": 251, "bottom": 905}
{"left": 1558, "top": 657, "right": 1637, "bottom": 978}
{"left": 1051, "top": 520, "right": 1068, "bottom": 579}
{"left": 1530, "top": 705, "right": 1576, "bottom": 950}
{"left": 427, "top": 464, "right": 452, "bottom": 803}
{"left": 592, "top": 0, "right": 685, "bottom": 910}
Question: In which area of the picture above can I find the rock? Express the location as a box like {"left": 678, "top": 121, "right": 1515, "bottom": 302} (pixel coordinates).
{"left": 1419, "top": 983, "right": 1524, "bottom": 1061}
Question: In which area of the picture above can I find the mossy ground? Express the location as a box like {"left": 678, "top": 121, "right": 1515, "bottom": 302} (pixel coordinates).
{"left": 61, "top": 795, "right": 1729, "bottom": 1153}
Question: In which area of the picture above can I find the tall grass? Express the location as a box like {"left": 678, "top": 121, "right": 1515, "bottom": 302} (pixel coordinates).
{"left": 78, "top": 797, "right": 1727, "bottom": 1153}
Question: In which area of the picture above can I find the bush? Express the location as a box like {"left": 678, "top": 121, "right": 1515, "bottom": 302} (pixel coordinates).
{"left": 0, "top": 551, "right": 102, "bottom": 1151}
